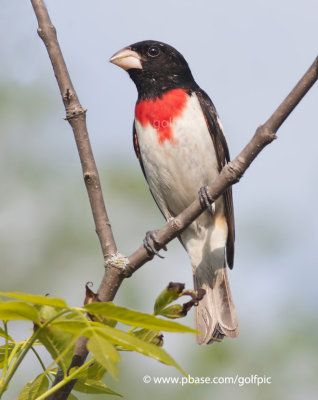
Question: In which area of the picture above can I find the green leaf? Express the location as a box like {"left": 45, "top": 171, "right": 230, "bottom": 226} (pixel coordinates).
{"left": 92, "top": 326, "right": 186, "bottom": 375}
{"left": 51, "top": 320, "right": 98, "bottom": 335}
{"left": 29, "top": 373, "right": 49, "bottom": 399}
{"left": 154, "top": 282, "right": 184, "bottom": 315}
{"left": 73, "top": 379, "right": 122, "bottom": 396}
{"left": 54, "top": 321, "right": 185, "bottom": 374}
{"left": 0, "top": 301, "right": 39, "bottom": 323}
{"left": 18, "top": 373, "right": 49, "bottom": 400}
{"left": 37, "top": 325, "right": 75, "bottom": 372}
{"left": 0, "top": 343, "right": 15, "bottom": 358}
{"left": 18, "top": 381, "right": 32, "bottom": 400}
{"left": 52, "top": 320, "right": 186, "bottom": 375}
{"left": 84, "top": 302, "right": 196, "bottom": 333}
{"left": 37, "top": 305, "right": 61, "bottom": 322}
{"left": 36, "top": 306, "right": 79, "bottom": 370}
{"left": 74, "top": 361, "right": 106, "bottom": 380}
{"left": 0, "top": 343, "right": 16, "bottom": 368}
{"left": 132, "top": 328, "right": 163, "bottom": 346}
{"left": 68, "top": 394, "right": 79, "bottom": 400}
{"left": 158, "top": 304, "right": 186, "bottom": 319}
{"left": 0, "top": 291, "right": 67, "bottom": 308}
{"left": 86, "top": 332, "right": 120, "bottom": 379}
{"left": 0, "top": 326, "right": 14, "bottom": 341}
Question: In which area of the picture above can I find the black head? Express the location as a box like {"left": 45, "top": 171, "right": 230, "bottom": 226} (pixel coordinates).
{"left": 110, "top": 40, "right": 198, "bottom": 100}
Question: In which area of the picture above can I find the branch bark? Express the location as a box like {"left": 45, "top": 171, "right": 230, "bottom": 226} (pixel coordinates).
{"left": 30, "top": 2, "right": 121, "bottom": 397}
{"left": 30, "top": 0, "right": 117, "bottom": 261}
{"left": 30, "top": 1, "right": 318, "bottom": 399}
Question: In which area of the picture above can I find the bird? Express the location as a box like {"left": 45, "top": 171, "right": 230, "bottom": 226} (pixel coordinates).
{"left": 110, "top": 40, "right": 238, "bottom": 344}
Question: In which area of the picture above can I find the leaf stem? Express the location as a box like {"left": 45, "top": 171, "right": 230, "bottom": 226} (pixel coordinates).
{"left": 30, "top": 346, "right": 54, "bottom": 383}
{"left": 0, "top": 322, "right": 9, "bottom": 387}
{"left": 36, "top": 358, "right": 93, "bottom": 400}
{"left": 0, "top": 309, "right": 69, "bottom": 397}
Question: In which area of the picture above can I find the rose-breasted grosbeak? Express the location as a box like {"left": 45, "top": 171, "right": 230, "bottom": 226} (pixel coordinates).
{"left": 110, "top": 40, "right": 238, "bottom": 344}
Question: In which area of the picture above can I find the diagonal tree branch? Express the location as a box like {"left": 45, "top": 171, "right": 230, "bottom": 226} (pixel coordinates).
{"left": 30, "top": 1, "right": 318, "bottom": 399}
{"left": 126, "top": 55, "right": 318, "bottom": 273}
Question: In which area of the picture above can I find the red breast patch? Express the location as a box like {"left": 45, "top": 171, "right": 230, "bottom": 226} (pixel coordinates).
{"left": 135, "top": 89, "right": 188, "bottom": 145}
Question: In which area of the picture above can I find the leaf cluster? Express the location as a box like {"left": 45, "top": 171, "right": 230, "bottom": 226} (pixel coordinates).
{"left": 0, "top": 284, "right": 200, "bottom": 399}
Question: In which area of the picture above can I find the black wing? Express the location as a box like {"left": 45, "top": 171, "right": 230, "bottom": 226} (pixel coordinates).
{"left": 133, "top": 123, "right": 146, "bottom": 178}
{"left": 195, "top": 89, "right": 235, "bottom": 269}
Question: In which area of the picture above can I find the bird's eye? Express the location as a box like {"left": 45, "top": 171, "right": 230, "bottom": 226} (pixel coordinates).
{"left": 147, "top": 46, "right": 160, "bottom": 57}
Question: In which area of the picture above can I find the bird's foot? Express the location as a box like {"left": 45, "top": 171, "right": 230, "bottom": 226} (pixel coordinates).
{"left": 143, "top": 230, "right": 167, "bottom": 259}
{"left": 198, "top": 186, "right": 215, "bottom": 215}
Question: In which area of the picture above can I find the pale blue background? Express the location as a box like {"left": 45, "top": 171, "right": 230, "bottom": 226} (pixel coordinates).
{"left": 1, "top": 1, "right": 317, "bottom": 399}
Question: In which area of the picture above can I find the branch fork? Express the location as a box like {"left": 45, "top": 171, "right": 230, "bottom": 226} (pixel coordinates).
{"left": 30, "top": 1, "right": 318, "bottom": 398}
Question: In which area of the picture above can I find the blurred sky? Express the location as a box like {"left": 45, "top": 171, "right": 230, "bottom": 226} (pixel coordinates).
{"left": 1, "top": 1, "right": 318, "bottom": 399}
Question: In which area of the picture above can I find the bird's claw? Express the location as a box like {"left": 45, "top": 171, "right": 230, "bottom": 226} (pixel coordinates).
{"left": 143, "top": 230, "right": 167, "bottom": 259}
{"left": 198, "top": 186, "right": 215, "bottom": 215}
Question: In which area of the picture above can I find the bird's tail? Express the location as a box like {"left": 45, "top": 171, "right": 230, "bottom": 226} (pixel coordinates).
{"left": 193, "top": 259, "right": 239, "bottom": 345}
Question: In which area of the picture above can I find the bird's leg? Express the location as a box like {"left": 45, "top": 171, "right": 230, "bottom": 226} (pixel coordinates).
{"left": 143, "top": 230, "right": 167, "bottom": 259}
{"left": 198, "top": 186, "right": 215, "bottom": 215}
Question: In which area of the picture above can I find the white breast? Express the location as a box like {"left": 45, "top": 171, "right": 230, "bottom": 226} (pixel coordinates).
{"left": 135, "top": 92, "right": 219, "bottom": 219}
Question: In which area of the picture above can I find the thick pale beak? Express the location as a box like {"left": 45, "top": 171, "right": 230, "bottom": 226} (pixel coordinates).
{"left": 109, "top": 48, "right": 142, "bottom": 71}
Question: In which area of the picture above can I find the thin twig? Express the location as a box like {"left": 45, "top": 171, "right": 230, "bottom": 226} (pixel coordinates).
{"left": 30, "top": 1, "right": 318, "bottom": 399}
{"left": 30, "top": 0, "right": 117, "bottom": 260}
{"left": 30, "top": 1, "right": 120, "bottom": 398}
